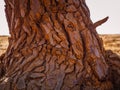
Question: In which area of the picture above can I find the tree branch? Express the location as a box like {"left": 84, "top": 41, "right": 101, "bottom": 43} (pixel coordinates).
{"left": 94, "top": 16, "right": 109, "bottom": 28}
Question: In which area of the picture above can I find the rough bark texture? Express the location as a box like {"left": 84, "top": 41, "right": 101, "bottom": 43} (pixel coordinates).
{"left": 0, "top": 0, "right": 115, "bottom": 90}
{"left": 105, "top": 50, "right": 120, "bottom": 89}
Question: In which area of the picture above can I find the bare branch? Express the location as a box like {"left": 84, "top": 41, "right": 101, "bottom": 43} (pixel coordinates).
{"left": 94, "top": 16, "right": 109, "bottom": 28}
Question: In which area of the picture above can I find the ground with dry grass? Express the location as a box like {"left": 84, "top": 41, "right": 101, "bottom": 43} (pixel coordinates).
{"left": 0, "top": 36, "right": 9, "bottom": 55}
{"left": 100, "top": 34, "right": 120, "bottom": 56}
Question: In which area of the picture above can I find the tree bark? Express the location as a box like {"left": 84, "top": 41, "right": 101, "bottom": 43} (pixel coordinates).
{"left": 0, "top": 0, "right": 113, "bottom": 90}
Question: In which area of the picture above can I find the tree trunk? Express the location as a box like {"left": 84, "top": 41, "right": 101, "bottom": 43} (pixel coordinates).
{"left": 0, "top": 0, "right": 113, "bottom": 90}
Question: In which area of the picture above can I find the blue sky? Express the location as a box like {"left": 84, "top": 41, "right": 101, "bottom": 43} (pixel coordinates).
{"left": 0, "top": 0, "right": 120, "bottom": 35}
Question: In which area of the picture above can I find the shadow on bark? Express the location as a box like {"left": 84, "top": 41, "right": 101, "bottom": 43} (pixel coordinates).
{"left": 105, "top": 50, "right": 120, "bottom": 90}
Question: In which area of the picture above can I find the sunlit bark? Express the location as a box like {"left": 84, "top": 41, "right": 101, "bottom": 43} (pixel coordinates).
{"left": 0, "top": 0, "right": 113, "bottom": 90}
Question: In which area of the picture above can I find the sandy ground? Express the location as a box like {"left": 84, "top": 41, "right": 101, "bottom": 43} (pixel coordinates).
{"left": 0, "top": 34, "right": 120, "bottom": 56}
{"left": 0, "top": 36, "right": 9, "bottom": 55}
{"left": 100, "top": 34, "right": 120, "bottom": 56}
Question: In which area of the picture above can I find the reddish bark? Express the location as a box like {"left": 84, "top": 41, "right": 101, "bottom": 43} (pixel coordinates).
{"left": 0, "top": 0, "right": 116, "bottom": 90}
